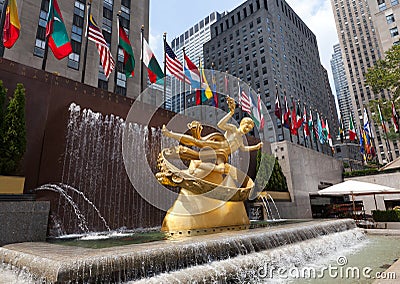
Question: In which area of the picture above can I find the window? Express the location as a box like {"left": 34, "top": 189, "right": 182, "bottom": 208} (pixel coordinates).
{"left": 392, "top": 0, "right": 399, "bottom": 5}
{"left": 67, "top": 53, "right": 80, "bottom": 70}
{"left": 390, "top": 27, "right": 399, "bottom": 37}
{"left": 386, "top": 14, "right": 395, "bottom": 24}
{"left": 378, "top": 0, "right": 386, "bottom": 11}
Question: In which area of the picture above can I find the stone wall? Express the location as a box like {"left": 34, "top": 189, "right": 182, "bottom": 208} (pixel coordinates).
{"left": 0, "top": 201, "right": 50, "bottom": 246}
{"left": 271, "top": 141, "right": 344, "bottom": 218}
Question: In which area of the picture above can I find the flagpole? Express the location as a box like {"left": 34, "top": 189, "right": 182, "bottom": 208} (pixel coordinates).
{"left": 80, "top": 1, "right": 91, "bottom": 83}
{"left": 140, "top": 25, "right": 145, "bottom": 95}
{"left": 0, "top": 0, "right": 9, "bottom": 57}
{"left": 378, "top": 103, "right": 393, "bottom": 162}
{"left": 113, "top": 12, "right": 121, "bottom": 93}
{"left": 276, "top": 85, "right": 285, "bottom": 141}
{"left": 314, "top": 108, "right": 320, "bottom": 152}
{"left": 199, "top": 56, "right": 203, "bottom": 121}
{"left": 284, "top": 89, "right": 292, "bottom": 143}
{"left": 42, "top": 0, "right": 51, "bottom": 72}
{"left": 163, "top": 32, "right": 167, "bottom": 110}
{"left": 182, "top": 46, "right": 186, "bottom": 115}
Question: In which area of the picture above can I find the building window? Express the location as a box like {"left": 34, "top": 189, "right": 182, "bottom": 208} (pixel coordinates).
{"left": 390, "top": 27, "right": 399, "bottom": 37}
{"left": 116, "top": 72, "right": 127, "bottom": 88}
{"left": 391, "top": 0, "right": 399, "bottom": 5}
{"left": 34, "top": 0, "right": 49, "bottom": 57}
{"left": 386, "top": 14, "right": 395, "bottom": 24}
{"left": 67, "top": 53, "right": 80, "bottom": 70}
{"left": 378, "top": 0, "right": 386, "bottom": 11}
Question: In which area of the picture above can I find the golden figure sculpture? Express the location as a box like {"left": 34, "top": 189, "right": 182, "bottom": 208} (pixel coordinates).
{"left": 157, "top": 96, "right": 262, "bottom": 236}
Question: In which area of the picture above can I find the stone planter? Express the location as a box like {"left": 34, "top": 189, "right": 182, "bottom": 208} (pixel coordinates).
{"left": 0, "top": 176, "right": 25, "bottom": 194}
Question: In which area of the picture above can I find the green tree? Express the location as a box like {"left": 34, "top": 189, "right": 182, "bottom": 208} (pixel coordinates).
{"left": 1, "top": 83, "right": 26, "bottom": 175}
{"left": 365, "top": 45, "right": 400, "bottom": 141}
{"left": 255, "top": 150, "right": 288, "bottom": 192}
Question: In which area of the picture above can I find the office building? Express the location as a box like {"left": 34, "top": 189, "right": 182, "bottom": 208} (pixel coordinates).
{"left": 331, "top": 43, "right": 354, "bottom": 138}
{"left": 331, "top": 0, "right": 399, "bottom": 163}
{"left": 0, "top": 0, "right": 149, "bottom": 99}
{"left": 204, "top": 0, "right": 338, "bottom": 145}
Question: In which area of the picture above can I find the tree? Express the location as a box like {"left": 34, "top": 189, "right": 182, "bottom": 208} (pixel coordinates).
{"left": 366, "top": 45, "right": 400, "bottom": 141}
{"left": 255, "top": 150, "right": 288, "bottom": 193}
{"left": 1, "top": 83, "right": 26, "bottom": 175}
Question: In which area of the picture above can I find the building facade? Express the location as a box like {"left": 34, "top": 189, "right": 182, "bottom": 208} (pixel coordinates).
{"left": 1, "top": 0, "right": 149, "bottom": 100}
{"left": 331, "top": 0, "right": 400, "bottom": 163}
{"left": 204, "top": 0, "right": 338, "bottom": 146}
{"left": 331, "top": 43, "right": 354, "bottom": 137}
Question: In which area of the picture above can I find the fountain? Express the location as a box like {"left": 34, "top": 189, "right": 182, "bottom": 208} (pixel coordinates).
{"left": 0, "top": 73, "right": 369, "bottom": 282}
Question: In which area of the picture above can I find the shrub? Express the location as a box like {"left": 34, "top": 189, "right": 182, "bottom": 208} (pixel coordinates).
{"left": 0, "top": 83, "right": 26, "bottom": 175}
{"left": 372, "top": 210, "right": 400, "bottom": 222}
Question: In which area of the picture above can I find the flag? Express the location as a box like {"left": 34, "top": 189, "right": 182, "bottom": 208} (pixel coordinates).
{"left": 142, "top": 37, "right": 164, "bottom": 84}
{"left": 257, "top": 93, "right": 265, "bottom": 129}
{"left": 118, "top": 21, "right": 135, "bottom": 78}
{"left": 283, "top": 96, "right": 290, "bottom": 129}
{"left": 211, "top": 68, "right": 218, "bottom": 107}
{"left": 317, "top": 113, "right": 325, "bottom": 144}
{"left": 200, "top": 63, "right": 213, "bottom": 102}
{"left": 88, "top": 15, "right": 115, "bottom": 78}
{"left": 290, "top": 101, "right": 297, "bottom": 135}
{"left": 183, "top": 54, "right": 201, "bottom": 89}
{"left": 377, "top": 104, "right": 387, "bottom": 133}
{"left": 46, "top": 0, "right": 72, "bottom": 60}
{"left": 392, "top": 101, "right": 399, "bottom": 133}
{"left": 326, "top": 120, "right": 333, "bottom": 147}
{"left": 274, "top": 91, "right": 282, "bottom": 120}
{"left": 224, "top": 73, "right": 229, "bottom": 94}
{"left": 3, "top": 0, "right": 20, "bottom": 48}
{"left": 303, "top": 106, "right": 310, "bottom": 137}
{"left": 359, "top": 127, "right": 365, "bottom": 159}
{"left": 349, "top": 115, "right": 357, "bottom": 141}
{"left": 321, "top": 117, "right": 328, "bottom": 141}
{"left": 165, "top": 42, "right": 189, "bottom": 84}
{"left": 249, "top": 91, "right": 262, "bottom": 128}
{"left": 239, "top": 84, "right": 251, "bottom": 114}
{"left": 309, "top": 110, "right": 316, "bottom": 142}
{"left": 296, "top": 102, "right": 304, "bottom": 128}
{"left": 363, "top": 108, "right": 372, "bottom": 137}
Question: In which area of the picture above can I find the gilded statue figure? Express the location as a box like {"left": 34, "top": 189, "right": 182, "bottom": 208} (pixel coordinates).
{"left": 161, "top": 96, "right": 262, "bottom": 178}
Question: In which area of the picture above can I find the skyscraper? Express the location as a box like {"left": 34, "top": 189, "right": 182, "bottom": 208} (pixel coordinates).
{"left": 331, "top": 43, "right": 354, "bottom": 136}
{"left": 331, "top": 0, "right": 399, "bottom": 163}
{"left": 1, "top": 0, "right": 149, "bottom": 100}
{"left": 204, "top": 0, "right": 338, "bottom": 146}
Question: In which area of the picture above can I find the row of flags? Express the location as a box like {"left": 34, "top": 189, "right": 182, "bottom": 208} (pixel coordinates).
{"left": 273, "top": 91, "right": 333, "bottom": 148}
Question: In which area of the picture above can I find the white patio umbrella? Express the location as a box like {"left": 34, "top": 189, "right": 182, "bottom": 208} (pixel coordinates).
{"left": 318, "top": 180, "right": 400, "bottom": 211}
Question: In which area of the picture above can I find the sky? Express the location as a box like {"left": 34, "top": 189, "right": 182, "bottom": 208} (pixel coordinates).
{"left": 149, "top": 0, "right": 339, "bottom": 93}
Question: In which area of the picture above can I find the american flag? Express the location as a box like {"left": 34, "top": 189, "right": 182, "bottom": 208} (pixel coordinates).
{"left": 165, "top": 42, "right": 190, "bottom": 84}
{"left": 87, "top": 15, "right": 115, "bottom": 78}
{"left": 239, "top": 84, "right": 251, "bottom": 114}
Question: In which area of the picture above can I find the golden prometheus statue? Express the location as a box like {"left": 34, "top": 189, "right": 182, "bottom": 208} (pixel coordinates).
{"left": 156, "top": 96, "right": 262, "bottom": 236}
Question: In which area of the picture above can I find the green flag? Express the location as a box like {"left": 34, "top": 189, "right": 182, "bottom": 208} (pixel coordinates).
{"left": 118, "top": 21, "right": 135, "bottom": 78}
{"left": 46, "top": 0, "right": 72, "bottom": 60}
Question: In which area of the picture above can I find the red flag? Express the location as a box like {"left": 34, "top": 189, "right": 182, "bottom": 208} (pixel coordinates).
{"left": 290, "top": 101, "right": 297, "bottom": 135}
{"left": 3, "top": 0, "right": 20, "bottom": 48}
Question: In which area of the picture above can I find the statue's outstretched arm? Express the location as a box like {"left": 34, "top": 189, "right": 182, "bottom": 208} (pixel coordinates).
{"left": 240, "top": 142, "right": 263, "bottom": 152}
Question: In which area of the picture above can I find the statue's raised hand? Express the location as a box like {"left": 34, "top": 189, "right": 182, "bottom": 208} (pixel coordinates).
{"left": 226, "top": 96, "right": 236, "bottom": 113}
